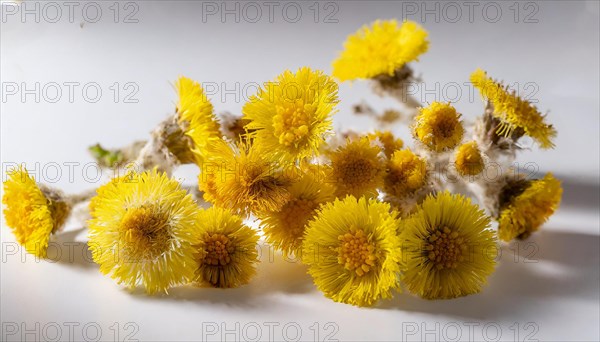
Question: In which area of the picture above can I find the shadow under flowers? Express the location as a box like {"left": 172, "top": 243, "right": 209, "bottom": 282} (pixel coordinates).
{"left": 379, "top": 229, "right": 600, "bottom": 319}
{"left": 555, "top": 175, "right": 600, "bottom": 211}
{"left": 134, "top": 243, "right": 315, "bottom": 307}
{"left": 46, "top": 227, "right": 99, "bottom": 270}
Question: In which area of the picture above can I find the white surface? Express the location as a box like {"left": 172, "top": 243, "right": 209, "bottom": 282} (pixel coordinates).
{"left": 1, "top": 1, "right": 599, "bottom": 341}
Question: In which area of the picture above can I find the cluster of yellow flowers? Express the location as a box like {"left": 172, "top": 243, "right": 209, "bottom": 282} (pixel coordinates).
{"left": 3, "top": 20, "right": 562, "bottom": 307}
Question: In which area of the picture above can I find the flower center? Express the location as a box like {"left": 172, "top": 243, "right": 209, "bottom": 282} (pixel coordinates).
{"left": 455, "top": 143, "right": 484, "bottom": 176}
{"left": 425, "top": 226, "right": 466, "bottom": 270}
{"left": 273, "top": 100, "right": 314, "bottom": 147}
{"left": 337, "top": 229, "right": 377, "bottom": 277}
{"left": 415, "top": 102, "right": 464, "bottom": 152}
{"left": 385, "top": 150, "right": 427, "bottom": 196}
{"left": 433, "top": 115, "right": 459, "bottom": 138}
{"left": 204, "top": 232, "right": 235, "bottom": 266}
{"left": 279, "top": 198, "right": 318, "bottom": 237}
{"left": 241, "top": 170, "right": 291, "bottom": 212}
{"left": 339, "top": 157, "right": 376, "bottom": 186}
{"left": 120, "top": 206, "right": 171, "bottom": 260}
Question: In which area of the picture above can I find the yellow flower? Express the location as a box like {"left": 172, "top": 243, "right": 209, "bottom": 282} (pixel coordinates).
{"left": 195, "top": 207, "right": 260, "bottom": 288}
{"left": 332, "top": 20, "right": 429, "bottom": 82}
{"left": 2, "top": 167, "right": 71, "bottom": 258}
{"left": 368, "top": 130, "right": 404, "bottom": 158}
{"left": 199, "top": 171, "right": 223, "bottom": 207}
{"left": 400, "top": 192, "right": 496, "bottom": 299}
{"left": 413, "top": 102, "right": 464, "bottom": 152}
{"left": 454, "top": 141, "right": 485, "bottom": 176}
{"left": 470, "top": 69, "right": 556, "bottom": 149}
{"left": 328, "top": 137, "right": 385, "bottom": 198}
{"left": 384, "top": 149, "right": 428, "bottom": 198}
{"left": 200, "top": 139, "right": 292, "bottom": 215}
{"left": 302, "top": 196, "right": 402, "bottom": 306}
{"left": 243, "top": 67, "right": 339, "bottom": 162}
{"left": 88, "top": 169, "right": 200, "bottom": 294}
{"left": 497, "top": 173, "right": 562, "bottom": 241}
{"left": 176, "top": 76, "right": 222, "bottom": 164}
{"left": 258, "top": 171, "right": 334, "bottom": 256}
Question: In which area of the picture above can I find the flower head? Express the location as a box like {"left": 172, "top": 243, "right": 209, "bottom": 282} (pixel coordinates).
{"left": 258, "top": 171, "right": 334, "bottom": 256}
{"left": 470, "top": 69, "right": 556, "bottom": 149}
{"left": 497, "top": 173, "right": 562, "bottom": 241}
{"left": 243, "top": 67, "right": 339, "bottom": 162}
{"left": 302, "top": 196, "right": 402, "bottom": 306}
{"left": 384, "top": 149, "right": 428, "bottom": 198}
{"left": 2, "top": 167, "right": 71, "bottom": 258}
{"left": 400, "top": 192, "right": 496, "bottom": 299}
{"left": 413, "top": 102, "right": 464, "bottom": 152}
{"left": 195, "top": 207, "right": 260, "bottom": 288}
{"left": 454, "top": 141, "right": 485, "bottom": 177}
{"left": 368, "top": 130, "right": 404, "bottom": 158}
{"left": 88, "top": 169, "right": 201, "bottom": 294}
{"left": 200, "top": 139, "right": 292, "bottom": 215}
{"left": 328, "top": 137, "right": 385, "bottom": 199}
{"left": 332, "top": 20, "right": 429, "bottom": 82}
{"left": 176, "top": 76, "right": 222, "bottom": 164}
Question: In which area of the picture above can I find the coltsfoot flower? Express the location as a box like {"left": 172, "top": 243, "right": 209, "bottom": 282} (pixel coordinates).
{"left": 258, "top": 171, "right": 334, "bottom": 256}
{"left": 200, "top": 139, "right": 292, "bottom": 215}
{"left": 88, "top": 169, "right": 201, "bottom": 294}
{"left": 384, "top": 149, "right": 428, "bottom": 198}
{"left": 176, "top": 76, "right": 222, "bottom": 164}
{"left": 332, "top": 20, "right": 429, "bottom": 81}
{"left": 89, "top": 77, "right": 222, "bottom": 173}
{"left": 194, "top": 207, "right": 260, "bottom": 288}
{"left": 470, "top": 69, "right": 556, "bottom": 149}
{"left": 328, "top": 137, "right": 385, "bottom": 199}
{"left": 3, "top": 167, "right": 72, "bottom": 258}
{"left": 413, "top": 102, "right": 464, "bottom": 153}
{"left": 400, "top": 192, "right": 497, "bottom": 299}
{"left": 302, "top": 196, "right": 402, "bottom": 306}
{"left": 243, "top": 67, "right": 339, "bottom": 162}
{"left": 368, "top": 130, "right": 404, "bottom": 158}
{"left": 453, "top": 141, "right": 486, "bottom": 177}
{"left": 497, "top": 173, "right": 562, "bottom": 241}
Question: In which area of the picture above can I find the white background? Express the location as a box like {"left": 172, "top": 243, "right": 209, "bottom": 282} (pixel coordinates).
{"left": 1, "top": 1, "right": 599, "bottom": 341}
